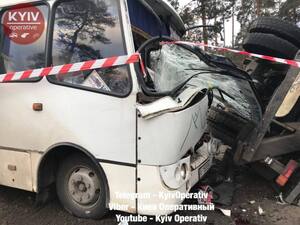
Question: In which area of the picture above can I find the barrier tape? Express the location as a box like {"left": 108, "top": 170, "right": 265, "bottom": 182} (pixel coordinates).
{"left": 1, "top": 41, "right": 299, "bottom": 83}
{"left": 161, "top": 41, "right": 300, "bottom": 69}
{"left": 0, "top": 53, "right": 141, "bottom": 82}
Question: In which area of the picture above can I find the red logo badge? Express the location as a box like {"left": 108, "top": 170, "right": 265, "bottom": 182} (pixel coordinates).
{"left": 2, "top": 4, "right": 45, "bottom": 45}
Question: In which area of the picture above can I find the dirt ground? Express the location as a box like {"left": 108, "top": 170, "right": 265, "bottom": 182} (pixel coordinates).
{"left": 0, "top": 168, "right": 299, "bottom": 225}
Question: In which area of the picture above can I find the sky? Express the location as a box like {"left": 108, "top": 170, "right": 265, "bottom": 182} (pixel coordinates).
{"left": 178, "top": 0, "right": 241, "bottom": 46}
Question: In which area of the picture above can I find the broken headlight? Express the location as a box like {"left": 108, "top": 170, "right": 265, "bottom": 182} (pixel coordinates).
{"left": 159, "top": 156, "right": 191, "bottom": 190}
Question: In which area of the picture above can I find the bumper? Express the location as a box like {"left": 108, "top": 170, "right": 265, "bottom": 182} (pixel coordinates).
{"left": 137, "top": 141, "right": 215, "bottom": 215}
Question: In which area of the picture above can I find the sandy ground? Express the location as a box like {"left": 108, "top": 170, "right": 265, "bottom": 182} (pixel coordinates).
{"left": 0, "top": 168, "right": 299, "bottom": 225}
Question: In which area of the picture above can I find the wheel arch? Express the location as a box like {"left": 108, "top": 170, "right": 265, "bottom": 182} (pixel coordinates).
{"left": 36, "top": 142, "right": 110, "bottom": 204}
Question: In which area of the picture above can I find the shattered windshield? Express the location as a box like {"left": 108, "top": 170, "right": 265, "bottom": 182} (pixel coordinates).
{"left": 147, "top": 44, "right": 262, "bottom": 122}
{"left": 148, "top": 44, "right": 211, "bottom": 92}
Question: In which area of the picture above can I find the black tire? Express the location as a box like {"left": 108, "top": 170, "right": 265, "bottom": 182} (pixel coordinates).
{"left": 207, "top": 107, "right": 249, "bottom": 146}
{"left": 243, "top": 33, "right": 299, "bottom": 59}
{"left": 248, "top": 60, "right": 287, "bottom": 92}
{"left": 56, "top": 153, "right": 108, "bottom": 219}
{"left": 250, "top": 17, "right": 300, "bottom": 49}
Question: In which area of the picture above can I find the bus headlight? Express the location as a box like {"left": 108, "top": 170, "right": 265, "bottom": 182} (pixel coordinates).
{"left": 159, "top": 157, "right": 191, "bottom": 189}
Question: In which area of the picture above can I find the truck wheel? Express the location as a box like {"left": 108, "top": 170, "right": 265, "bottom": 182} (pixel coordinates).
{"left": 56, "top": 153, "right": 108, "bottom": 219}
{"left": 250, "top": 17, "right": 300, "bottom": 49}
{"left": 207, "top": 106, "right": 248, "bottom": 146}
{"left": 243, "top": 33, "right": 299, "bottom": 60}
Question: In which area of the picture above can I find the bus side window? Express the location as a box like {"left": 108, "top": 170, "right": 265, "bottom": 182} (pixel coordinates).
{"left": 49, "top": 0, "right": 131, "bottom": 96}
{"left": 0, "top": 4, "right": 49, "bottom": 81}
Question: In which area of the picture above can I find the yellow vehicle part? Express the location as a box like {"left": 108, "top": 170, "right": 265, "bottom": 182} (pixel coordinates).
{"left": 276, "top": 72, "right": 300, "bottom": 117}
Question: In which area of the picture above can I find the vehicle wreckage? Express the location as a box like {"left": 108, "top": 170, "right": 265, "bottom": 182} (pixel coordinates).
{"left": 0, "top": 0, "right": 299, "bottom": 220}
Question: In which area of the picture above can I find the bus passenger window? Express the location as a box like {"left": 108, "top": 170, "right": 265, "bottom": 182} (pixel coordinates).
{"left": 49, "top": 0, "right": 131, "bottom": 96}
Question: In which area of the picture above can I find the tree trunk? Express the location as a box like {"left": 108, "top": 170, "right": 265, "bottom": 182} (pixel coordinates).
{"left": 65, "top": 16, "right": 87, "bottom": 63}
{"left": 223, "top": 16, "right": 226, "bottom": 46}
{"left": 256, "top": 0, "right": 262, "bottom": 16}
{"left": 214, "top": 17, "right": 218, "bottom": 45}
{"left": 200, "top": 0, "right": 208, "bottom": 44}
{"left": 232, "top": 5, "right": 235, "bottom": 48}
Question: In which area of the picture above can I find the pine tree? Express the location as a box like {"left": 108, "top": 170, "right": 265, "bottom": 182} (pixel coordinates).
{"left": 279, "top": 0, "right": 300, "bottom": 23}
{"left": 169, "top": 0, "right": 299, "bottom": 47}
{"left": 168, "top": 0, "right": 234, "bottom": 43}
{"left": 235, "top": 0, "right": 299, "bottom": 47}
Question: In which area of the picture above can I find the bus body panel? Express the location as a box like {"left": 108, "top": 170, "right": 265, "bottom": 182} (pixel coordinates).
{"left": 0, "top": 78, "right": 137, "bottom": 190}
{"left": 138, "top": 97, "right": 209, "bottom": 166}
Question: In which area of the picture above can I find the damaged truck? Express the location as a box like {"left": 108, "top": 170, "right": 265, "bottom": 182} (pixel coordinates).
{"left": 206, "top": 17, "right": 300, "bottom": 206}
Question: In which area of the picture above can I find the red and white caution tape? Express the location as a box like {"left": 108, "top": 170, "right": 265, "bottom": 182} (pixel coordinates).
{"left": 1, "top": 41, "right": 299, "bottom": 83}
{"left": 161, "top": 41, "right": 300, "bottom": 68}
{"left": 0, "top": 53, "right": 141, "bottom": 82}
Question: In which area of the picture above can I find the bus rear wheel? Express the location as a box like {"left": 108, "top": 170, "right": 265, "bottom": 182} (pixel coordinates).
{"left": 56, "top": 153, "right": 108, "bottom": 219}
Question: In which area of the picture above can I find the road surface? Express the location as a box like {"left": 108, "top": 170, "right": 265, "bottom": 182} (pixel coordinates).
{"left": 0, "top": 168, "right": 299, "bottom": 225}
